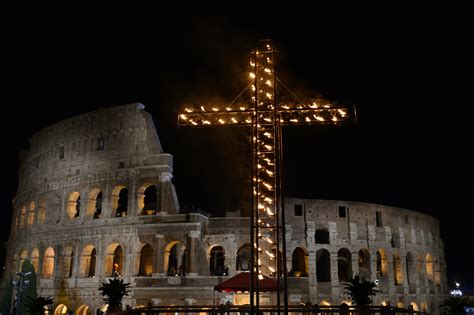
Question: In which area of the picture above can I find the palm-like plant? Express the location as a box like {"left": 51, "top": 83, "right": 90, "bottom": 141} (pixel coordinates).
{"left": 25, "top": 296, "right": 54, "bottom": 315}
{"left": 440, "top": 296, "right": 473, "bottom": 315}
{"left": 344, "top": 276, "right": 379, "bottom": 306}
{"left": 98, "top": 277, "right": 131, "bottom": 310}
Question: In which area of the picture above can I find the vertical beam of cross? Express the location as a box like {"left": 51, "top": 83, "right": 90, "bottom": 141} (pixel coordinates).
{"left": 178, "top": 39, "right": 356, "bottom": 313}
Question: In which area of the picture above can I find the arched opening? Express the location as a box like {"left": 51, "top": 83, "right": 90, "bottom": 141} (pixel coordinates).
{"left": 393, "top": 252, "right": 403, "bottom": 285}
{"left": 42, "top": 247, "right": 55, "bottom": 278}
{"left": 31, "top": 248, "right": 39, "bottom": 273}
{"left": 105, "top": 244, "right": 124, "bottom": 277}
{"left": 89, "top": 248, "right": 96, "bottom": 277}
{"left": 315, "top": 229, "right": 330, "bottom": 244}
{"left": 236, "top": 244, "right": 252, "bottom": 271}
{"left": 112, "top": 186, "right": 128, "bottom": 217}
{"left": 67, "top": 192, "right": 81, "bottom": 219}
{"left": 61, "top": 247, "right": 74, "bottom": 278}
{"left": 95, "top": 191, "right": 103, "bottom": 218}
{"left": 316, "top": 249, "right": 331, "bottom": 282}
{"left": 338, "top": 248, "right": 352, "bottom": 282}
{"left": 141, "top": 185, "right": 158, "bottom": 215}
{"left": 113, "top": 246, "right": 124, "bottom": 276}
{"left": 426, "top": 253, "right": 434, "bottom": 281}
{"left": 138, "top": 244, "right": 154, "bottom": 276}
{"left": 76, "top": 305, "right": 91, "bottom": 315}
{"left": 37, "top": 199, "right": 46, "bottom": 225}
{"left": 358, "top": 248, "right": 371, "bottom": 280}
{"left": 54, "top": 304, "right": 68, "bottom": 315}
{"left": 291, "top": 247, "right": 308, "bottom": 277}
{"left": 80, "top": 245, "right": 96, "bottom": 277}
{"left": 410, "top": 302, "right": 419, "bottom": 311}
{"left": 376, "top": 249, "right": 388, "bottom": 277}
{"left": 165, "top": 242, "right": 186, "bottom": 276}
{"left": 87, "top": 188, "right": 102, "bottom": 219}
{"left": 19, "top": 206, "right": 27, "bottom": 227}
{"left": 27, "top": 201, "right": 35, "bottom": 226}
{"left": 210, "top": 246, "right": 226, "bottom": 276}
{"left": 397, "top": 302, "right": 405, "bottom": 308}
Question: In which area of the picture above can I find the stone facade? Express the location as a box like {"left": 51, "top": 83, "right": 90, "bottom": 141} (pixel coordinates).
{"left": 3, "top": 103, "right": 447, "bottom": 314}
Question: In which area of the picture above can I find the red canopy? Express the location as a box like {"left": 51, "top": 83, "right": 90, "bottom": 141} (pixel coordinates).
{"left": 214, "top": 272, "right": 279, "bottom": 292}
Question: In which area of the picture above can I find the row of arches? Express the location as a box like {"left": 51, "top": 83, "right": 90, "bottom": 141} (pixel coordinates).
{"left": 66, "top": 184, "right": 158, "bottom": 219}
{"left": 16, "top": 184, "right": 160, "bottom": 228}
{"left": 12, "top": 242, "right": 440, "bottom": 285}
{"left": 16, "top": 200, "right": 46, "bottom": 228}
{"left": 12, "top": 241, "right": 183, "bottom": 278}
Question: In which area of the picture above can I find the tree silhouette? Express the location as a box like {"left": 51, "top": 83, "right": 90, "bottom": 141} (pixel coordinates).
{"left": 343, "top": 275, "right": 379, "bottom": 306}
{"left": 98, "top": 277, "right": 131, "bottom": 310}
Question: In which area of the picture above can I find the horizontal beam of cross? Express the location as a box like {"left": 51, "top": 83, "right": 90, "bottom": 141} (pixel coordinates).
{"left": 178, "top": 106, "right": 357, "bottom": 127}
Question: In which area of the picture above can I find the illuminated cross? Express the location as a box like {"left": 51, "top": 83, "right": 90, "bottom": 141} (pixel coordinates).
{"left": 178, "top": 39, "right": 356, "bottom": 311}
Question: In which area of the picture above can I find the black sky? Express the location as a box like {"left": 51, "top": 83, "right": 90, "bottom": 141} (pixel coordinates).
{"left": 1, "top": 3, "right": 472, "bottom": 289}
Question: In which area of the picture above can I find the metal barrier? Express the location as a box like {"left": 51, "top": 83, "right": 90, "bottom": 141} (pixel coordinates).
{"left": 127, "top": 305, "right": 429, "bottom": 315}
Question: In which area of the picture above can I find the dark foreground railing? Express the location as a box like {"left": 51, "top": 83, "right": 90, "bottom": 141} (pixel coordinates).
{"left": 127, "top": 305, "right": 429, "bottom": 315}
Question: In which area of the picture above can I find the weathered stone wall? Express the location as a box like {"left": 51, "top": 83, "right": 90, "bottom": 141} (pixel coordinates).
{"left": 3, "top": 104, "right": 447, "bottom": 315}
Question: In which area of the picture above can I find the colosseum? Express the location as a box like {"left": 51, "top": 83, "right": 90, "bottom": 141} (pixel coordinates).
{"left": 3, "top": 103, "right": 447, "bottom": 314}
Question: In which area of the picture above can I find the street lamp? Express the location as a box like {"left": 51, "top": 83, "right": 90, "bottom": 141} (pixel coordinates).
{"left": 12, "top": 271, "right": 32, "bottom": 315}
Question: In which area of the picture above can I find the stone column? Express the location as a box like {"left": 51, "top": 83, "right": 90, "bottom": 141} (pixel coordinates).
{"left": 124, "top": 251, "right": 136, "bottom": 277}
{"left": 330, "top": 251, "right": 339, "bottom": 296}
{"left": 71, "top": 243, "right": 81, "bottom": 278}
{"left": 187, "top": 231, "right": 200, "bottom": 276}
{"left": 400, "top": 253, "right": 409, "bottom": 294}
{"left": 386, "top": 248, "right": 395, "bottom": 296}
{"left": 37, "top": 244, "right": 45, "bottom": 278}
{"left": 54, "top": 244, "right": 62, "bottom": 280}
{"left": 284, "top": 224, "right": 292, "bottom": 276}
{"left": 351, "top": 251, "right": 359, "bottom": 278}
{"left": 60, "top": 189, "right": 67, "bottom": 221}
{"left": 96, "top": 254, "right": 107, "bottom": 277}
{"left": 79, "top": 189, "right": 88, "bottom": 220}
{"left": 154, "top": 234, "right": 164, "bottom": 276}
{"left": 129, "top": 179, "right": 138, "bottom": 216}
{"left": 308, "top": 250, "right": 317, "bottom": 302}
{"left": 159, "top": 172, "right": 173, "bottom": 214}
{"left": 370, "top": 249, "right": 378, "bottom": 282}
{"left": 102, "top": 184, "right": 112, "bottom": 218}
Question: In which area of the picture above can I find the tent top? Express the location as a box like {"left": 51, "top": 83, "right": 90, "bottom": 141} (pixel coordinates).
{"left": 214, "top": 272, "right": 279, "bottom": 293}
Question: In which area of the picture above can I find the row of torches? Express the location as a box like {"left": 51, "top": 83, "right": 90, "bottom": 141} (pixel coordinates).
{"left": 179, "top": 105, "right": 347, "bottom": 126}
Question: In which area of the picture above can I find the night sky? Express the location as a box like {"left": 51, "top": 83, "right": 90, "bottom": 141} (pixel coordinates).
{"left": 1, "top": 3, "right": 472, "bottom": 290}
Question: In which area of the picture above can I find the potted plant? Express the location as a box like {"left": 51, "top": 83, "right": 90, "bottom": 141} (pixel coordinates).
{"left": 343, "top": 276, "right": 379, "bottom": 314}
{"left": 98, "top": 277, "right": 131, "bottom": 314}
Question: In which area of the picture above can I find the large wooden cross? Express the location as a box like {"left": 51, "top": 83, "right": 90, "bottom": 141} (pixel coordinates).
{"left": 178, "top": 39, "right": 356, "bottom": 312}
